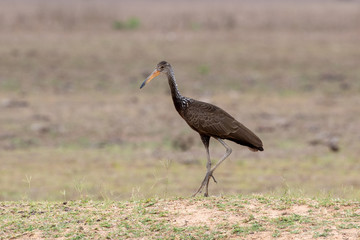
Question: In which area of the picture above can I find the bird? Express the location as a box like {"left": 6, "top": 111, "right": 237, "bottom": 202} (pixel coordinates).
{"left": 140, "top": 61, "right": 263, "bottom": 197}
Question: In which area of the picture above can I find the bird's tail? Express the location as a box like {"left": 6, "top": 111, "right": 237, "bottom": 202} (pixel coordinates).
{"left": 227, "top": 131, "right": 264, "bottom": 152}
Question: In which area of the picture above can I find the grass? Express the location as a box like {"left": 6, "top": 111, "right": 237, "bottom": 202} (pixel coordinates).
{"left": 0, "top": 195, "right": 359, "bottom": 239}
{"left": 1, "top": 1, "right": 360, "bottom": 95}
{"left": 0, "top": 1, "right": 360, "bottom": 238}
{"left": 1, "top": 139, "right": 360, "bottom": 201}
{"left": 1, "top": 91, "right": 359, "bottom": 201}
{"left": 112, "top": 17, "right": 141, "bottom": 30}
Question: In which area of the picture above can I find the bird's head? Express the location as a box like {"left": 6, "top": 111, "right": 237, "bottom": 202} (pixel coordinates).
{"left": 140, "top": 61, "right": 171, "bottom": 89}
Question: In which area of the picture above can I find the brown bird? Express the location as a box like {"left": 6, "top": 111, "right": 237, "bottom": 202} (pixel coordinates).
{"left": 140, "top": 61, "right": 263, "bottom": 197}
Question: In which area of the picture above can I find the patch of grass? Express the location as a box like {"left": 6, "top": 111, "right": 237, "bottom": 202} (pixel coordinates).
{"left": 197, "top": 64, "right": 210, "bottom": 75}
{"left": 272, "top": 214, "right": 312, "bottom": 230}
{"left": 272, "top": 229, "right": 281, "bottom": 237}
{"left": 190, "top": 22, "right": 202, "bottom": 31}
{"left": 313, "top": 228, "right": 331, "bottom": 238}
{"left": 0, "top": 79, "right": 21, "bottom": 91}
{"left": 0, "top": 196, "right": 359, "bottom": 239}
{"left": 112, "top": 17, "right": 140, "bottom": 30}
{"left": 232, "top": 222, "right": 265, "bottom": 236}
{"left": 337, "top": 223, "right": 360, "bottom": 230}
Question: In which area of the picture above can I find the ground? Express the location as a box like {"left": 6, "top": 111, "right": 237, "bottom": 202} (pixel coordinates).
{"left": 1, "top": 195, "right": 359, "bottom": 239}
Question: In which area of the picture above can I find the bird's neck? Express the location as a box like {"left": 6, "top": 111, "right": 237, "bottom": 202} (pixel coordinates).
{"left": 167, "top": 69, "right": 185, "bottom": 113}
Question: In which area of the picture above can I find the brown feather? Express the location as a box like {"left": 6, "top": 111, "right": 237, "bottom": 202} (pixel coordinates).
{"left": 182, "top": 100, "right": 263, "bottom": 151}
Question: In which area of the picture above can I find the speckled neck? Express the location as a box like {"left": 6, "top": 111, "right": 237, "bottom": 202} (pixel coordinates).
{"left": 166, "top": 67, "right": 191, "bottom": 114}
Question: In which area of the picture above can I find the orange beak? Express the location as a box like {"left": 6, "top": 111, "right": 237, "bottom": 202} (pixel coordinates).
{"left": 140, "top": 69, "right": 160, "bottom": 89}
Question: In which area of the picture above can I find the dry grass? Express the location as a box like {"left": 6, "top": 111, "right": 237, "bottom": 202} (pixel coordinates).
{"left": 1, "top": 0, "right": 360, "bottom": 32}
{"left": 1, "top": 93, "right": 359, "bottom": 200}
{"left": 1, "top": 0, "right": 360, "bottom": 94}
{"left": 0, "top": 0, "right": 360, "bottom": 201}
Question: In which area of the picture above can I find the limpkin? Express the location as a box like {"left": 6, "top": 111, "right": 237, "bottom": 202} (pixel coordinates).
{"left": 140, "top": 61, "right": 263, "bottom": 197}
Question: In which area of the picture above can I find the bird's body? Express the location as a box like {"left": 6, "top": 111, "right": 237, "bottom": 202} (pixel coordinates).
{"left": 140, "top": 61, "right": 263, "bottom": 196}
{"left": 181, "top": 100, "right": 263, "bottom": 151}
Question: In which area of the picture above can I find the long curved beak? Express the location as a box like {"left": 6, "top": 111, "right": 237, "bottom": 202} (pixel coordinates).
{"left": 140, "top": 69, "right": 160, "bottom": 89}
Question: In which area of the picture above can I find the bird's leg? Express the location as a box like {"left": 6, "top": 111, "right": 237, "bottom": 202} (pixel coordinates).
{"left": 192, "top": 171, "right": 215, "bottom": 197}
{"left": 203, "top": 138, "right": 232, "bottom": 196}
{"left": 192, "top": 173, "right": 210, "bottom": 197}
{"left": 192, "top": 137, "right": 232, "bottom": 197}
{"left": 205, "top": 139, "right": 218, "bottom": 183}
{"left": 192, "top": 135, "right": 212, "bottom": 197}
{"left": 210, "top": 138, "right": 232, "bottom": 174}
{"left": 203, "top": 143, "right": 212, "bottom": 197}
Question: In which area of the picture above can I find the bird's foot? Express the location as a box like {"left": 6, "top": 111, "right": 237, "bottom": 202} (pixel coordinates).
{"left": 211, "top": 175, "right": 217, "bottom": 184}
{"left": 192, "top": 171, "right": 215, "bottom": 197}
{"left": 191, "top": 178, "right": 207, "bottom": 197}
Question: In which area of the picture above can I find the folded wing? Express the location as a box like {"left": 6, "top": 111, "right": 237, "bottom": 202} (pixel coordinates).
{"left": 183, "top": 100, "right": 263, "bottom": 151}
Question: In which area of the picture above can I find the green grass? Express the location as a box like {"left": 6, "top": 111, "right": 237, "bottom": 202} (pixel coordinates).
{"left": 0, "top": 195, "right": 359, "bottom": 239}
{"left": 1, "top": 140, "right": 360, "bottom": 201}
{"left": 112, "top": 17, "right": 141, "bottom": 30}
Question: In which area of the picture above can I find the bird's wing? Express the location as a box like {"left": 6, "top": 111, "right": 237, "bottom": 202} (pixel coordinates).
{"left": 184, "top": 100, "right": 263, "bottom": 150}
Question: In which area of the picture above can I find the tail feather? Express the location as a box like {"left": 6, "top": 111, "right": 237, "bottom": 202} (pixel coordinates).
{"left": 227, "top": 127, "right": 264, "bottom": 152}
{"left": 229, "top": 137, "right": 264, "bottom": 151}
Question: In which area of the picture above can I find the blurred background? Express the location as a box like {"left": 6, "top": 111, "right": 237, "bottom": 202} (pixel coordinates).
{"left": 0, "top": 0, "right": 359, "bottom": 201}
